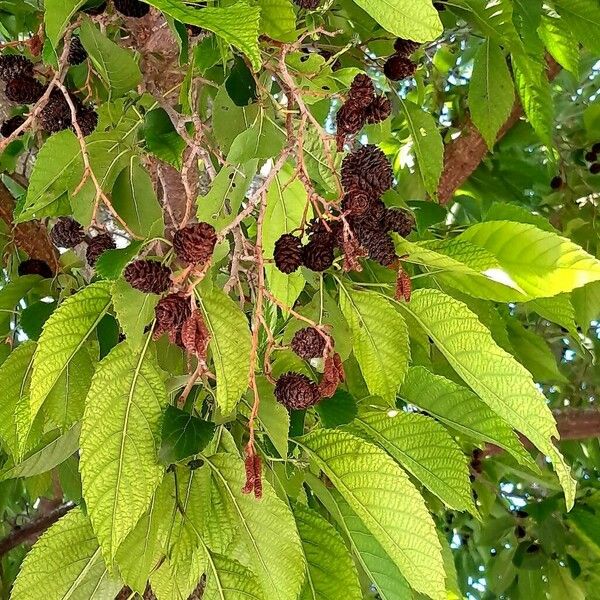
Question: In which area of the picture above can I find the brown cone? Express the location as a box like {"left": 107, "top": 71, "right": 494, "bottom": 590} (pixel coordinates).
{"left": 274, "top": 233, "right": 303, "bottom": 274}
{"left": 291, "top": 327, "right": 326, "bottom": 360}
{"left": 51, "top": 217, "right": 85, "bottom": 248}
{"left": 154, "top": 293, "right": 192, "bottom": 344}
{"left": 275, "top": 372, "right": 321, "bottom": 410}
{"left": 124, "top": 259, "right": 172, "bottom": 294}
{"left": 86, "top": 233, "right": 116, "bottom": 266}
{"left": 173, "top": 222, "right": 217, "bottom": 266}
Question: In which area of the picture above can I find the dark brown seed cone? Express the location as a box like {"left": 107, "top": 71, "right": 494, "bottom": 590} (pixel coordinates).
{"left": 592, "top": 142, "right": 600, "bottom": 154}
{"left": 274, "top": 372, "right": 321, "bottom": 410}
{"left": 154, "top": 293, "right": 192, "bottom": 343}
{"left": 18, "top": 258, "right": 53, "bottom": 278}
{"left": 302, "top": 238, "right": 334, "bottom": 271}
{"left": 550, "top": 175, "right": 563, "bottom": 190}
{"left": 77, "top": 105, "right": 98, "bottom": 136}
{"left": 385, "top": 208, "right": 415, "bottom": 237}
{"left": 590, "top": 163, "right": 600, "bottom": 175}
{"left": 306, "top": 218, "right": 337, "bottom": 248}
{"left": 361, "top": 230, "right": 397, "bottom": 266}
{"left": 172, "top": 222, "right": 217, "bottom": 266}
{"left": 84, "top": 1, "right": 107, "bottom": 14}
{"left": 383, "top": 54, "right": 416, "bottom": 81}
{"left": 433, "top": 1, "right": 446, "bottom": 10}
{"left": 348, "top": 199, "right": 386, "bottom": 239}
{"left": 393, "top": 38, "right": 420, "bottom": 56}
{"left": 38, "top": 90, "right": 74, "bottom": 133}
{"left": 348, "top": 74, "right": 375, "bottom": 109}
{"left": 515, "top": 525, "right": 526, "bottom": 539}
{"left": 336, "top": 101, "right": 366, "bottom": 137}
{"left": 341, "top": 145, "right": 393, "bottom": 199}
{"left": 274, "top": 233, "right": 303, "bottom": 274}
{"left": 0, "top": 56, "right": 34, "bottom": 82}
{"left": 291, "top": 327, "right": 326, "bottom": 360}
{"left": 293, "top": 0, "right": 320, "bottom": 9}
{"left": 124, "top": 259, "right": 172, "bottom": 294}
{"left": 86, "top": 233, "right": 116, "bottom": 266}
{"left": 68, "top": 36, "right": 88, "bottom": 65}
{"left": 114, "top": 0, "right": 150, "bottom": 17}
{"left": 5, "top": 77, "right": 45, "bottom": 104}
{"left": 0, "top": 115, "right": 25, "bottom": 137}
{"left": 51, "top": 217, "right": 85, "bottom": 248}
{"left": 584, "top": 151, "right": 596, "bottom": 162}
{"left": 365, "top": 95, "right": 391, "bottom": 124}
{"left": 341, "top": 190, "right": 371, "bottom": 216}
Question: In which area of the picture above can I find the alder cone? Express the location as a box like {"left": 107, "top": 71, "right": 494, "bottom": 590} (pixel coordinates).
{"left": 590, "top": 163, "right": 600, "bottom": 175}
{"left": 0, "top": 115, "right": 25, "bottom": 137}
{"left": 341, "top": 144, "right": 393, "bottom": 199}
{"left": 38, "top": 90, "right": 73, "bottom": 133}
{"left": 124, "top": 260, "right": 172, "bottom": 294}
{"left": 348, "top": 74, "right": 374, "bottom": 109}
{"left": 86, "top": 233, "right": 116, "bottom": 266}
{"left": 306, "top": 218, "right": 337, "bottom": 248}
{"left": 291, "top": 327, "right": 326, "bottom": 360}
{"left": 342, "top": 190, "right": 371, "bottom": 216}
{"left": 181, "top": 309, "right": 210, "bottom": 358}
{"left": 77, "top": 106, "right": 98, "bottom": 136}
{"left": 550, "top": 175, "right": 563, "bottom": 190}
{"left": 68, "top": 36, "right": 87, "bottom": 65}
{"left": 51, "top": 217, "right": 85, "bottom": 248}
{"left": 348, "top": 199, "right": 386, "bottom": 237}
{"left": 383, "top": 54, "right": 416, "bottom": 81}
{"left": 361, "top": 230, "right": 397, "bottom": 267}
{"left": 393, "top": 38, "right": 419, "bottom": 56}
{"left": 0, "top": 55, "right": 33, "bottom": 82}
{"left": 113, "top": 0, "right": 150, "bottom": 17}
{"left": 293, "top": 0, "right": 320, "bottom": 9}
{"left": 18, "top": 258, "right": 53, "bottom": 278}
{"left": 303, "top": 238, "right": 334, "bottom": 271}
{"left": 274, "top": 233, "right": 303, "bottom": 274}
{"left": 365, "top": 95, "right": 391, "bottom": 124}
{"left": 336, "top": 101, "right": 365, "bottom": 137}
{"left": 173, "top": 222, "right": 217, "bottom": 266}
{"left": 385, "top": 208, "right": 415, "bottom": 237}
{"left": 275, "top": 372, "right": 321, "bottom": 410}
{"left": 154, "top": 293, "right": 191, "bottom": 344}
{"left": 5, "top": 77, "right": 45, "bottom": 104}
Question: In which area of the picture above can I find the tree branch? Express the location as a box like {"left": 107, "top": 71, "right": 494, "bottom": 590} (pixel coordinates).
{"left": 437, "top": 57, "right": 561, "bottom": 204}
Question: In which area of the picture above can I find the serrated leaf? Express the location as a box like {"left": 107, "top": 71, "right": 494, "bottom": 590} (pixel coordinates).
{"left": 469, "top": 39, "right": 515, "bottom": 149}
{"left": 458, "top": 221, "right": 600, "bottom": 298}
{"left": 111, "top": 158, "right": 164, "bottom": 238}
{"left": 227, "top": 114, "right": 286, "bottom": 163}
{"left": 206, "top": 453, "right": 305, "bottom": 600}
{"left": 351, "top": 0, "right": 441, "bottom": 41}
{"left": 400, "top": 366, "right": 536, "bottom": 470}
{"left": 553, "top": 0, "right": 600, "bottom": 55}
{"left": 112, "top": 278, "right": 159, "bottom": 350}
{"left": 258, "top": 0, "right": 296, "bottom": 42}
{"left": 143, "top": 0, "right": 262, "bottom": 71}
{"left": 0, "top": 275, "right": 43, "bottom": 335}
{"left": 80, "top": 341, "right": 168, "bottom": 560}
{"left": 45, "top": 0, "right": 85, "bottom": 48}
{"left": 315, "top": 389, "right": 358, "bottom": 429}
{"left": 10, "top": 509, "right": 121, "bottom": 600}
{"left": 293, "top": 503, "right": 362, "bottom": 600}
{"left": 144, "top": 108, "right": 186, "bottom": 169}
{"left": 264, "top": 165, "right": 310, "bottom": 308}
{"left": 16, "top": 131, "right": 83, "bottom": 222}
{"left": 572, "top": 281, "right": 600, "bottom": 329}
{"left": 400, "top": 100, "right": 443, "bottom": 197}
{"left": 538, "top": 13, "right": 580, "bottom": 75}
{"left": 0, "top": 423, "right": 81, "bottom": 481}
{"left": 160, "top": 405, "right": 215, "bottom": 463}
{"left": 299, "top": 429, "right": 445, "bottom": 600}
{"left": 30, "top": 281, "right": 112, "bottom": 424}
{"left": 197, "top": 287, "right": 251, "bottom": 415}
{"left": 204, "top": 553, "right": 264, "bottom": 600}
{"left": 338, "top": 286, "right": 409, "bottom": 404}
{"left": 354, "top": 407, "right": 476, "bottom": 513}
{"left": 79, "top": 17, "right": 141, "bottom": 97}
{"left": 524, "top": 294, "right": 578, "bottom": 334}
{"left": 396, "top": 290, "right": 575, "bottom": 509}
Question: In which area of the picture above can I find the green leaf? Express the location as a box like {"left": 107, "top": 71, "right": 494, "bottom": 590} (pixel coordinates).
{"left": 458, "top": 221, "right": 600, "bottom": 298}
{"left": 354, "top": 407, "right": 476, "bottom": 513}
{"left": 400, "top": 100, "right": 443, "bottom": 197}
{"left": 572, "top": 281, "right": 600, "bottom": 329}
{"left": 0, "top": 342, "right": 36, "bottom": 459}
{"left": 315, "top": 390, "right": 358, "bottom": 429}
{"left": 95, "top": 241, "right": 144, "bottom": 280}
{"left": 227, "top": 114, "right": 286, "bottom": 163}
{"left": 111, "top": 158, "right": 164, "bottom": 238}
{"left": 212, "top": 86, "right": 259, "bottom": 154}
{"left": 45, "top": 0, "right": 85, "bottom": 48}
{"left": 469, "top": 39, "right": 515, "bottom": 149}
{"left": 30, "top": 281, "right": 112, "bottom": 424}
{"left": 351, "top": 0, "right": 442, "bottom": 41}
{"left": 112, "top": 278, "right": 159, "bottom": 350}
{"left": 553, "top": 0, "right": 600, "bottom": 55}
{"left": 16, "top": 131, "right": 83, "bottom": 222}
{"left": 396, "top": 289, "right": 576, "bottom": 509}
{"left": 0, "top": 423, "right": 81, "bottom": 481}
{"left": 258, "top": 0, "right": 296, "bottom": 42}
{"left": 196, "top": 160, "right": 259, "bottom": 231}
{"left": 524, "top": 294, "right": 578, "bottom": 335}
{"left": 264, "top": 165, "right": 310, "bottom": 308}
{"left": 79, "top": 18, "right": 141, "bottom": 97}
{"left": 206, "top": 453, "right": 305, "bottom": 600}
{"left": 80, "top": 341, "right": 168, "bottom": 560}
{"left": 197, "top": 287, "right": 252, "bottom": 415}
{"left": 10, "top": 509, "right": 122, "bottom": 600}
{"left": 160, "top": 405, "right": 215, "bottom": 463}
{"left": 299, "top": 429, "right": 445, "bottom": 600}
{"left": 538, "top": 12, "right": 580, "bottom": 75}
{"left": 203, "top": 553, "right": 264, "bottom": 600}
{"left": 338, "top": 286, "right": 409, "bottom": 405}
{"left": 0, "top": 275, "right": 42, "bottom": 335}
{"left": 143, "top": 0, "right": 262, "bottom": 71}
{"left": 400, "top": 367, "right": 536, "bottom": 470}
{"left": 144, "top": 108, "right": 186, "bottom": 169}
{"left": 293, "top": 503, "right": 362, "bottom": 600}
